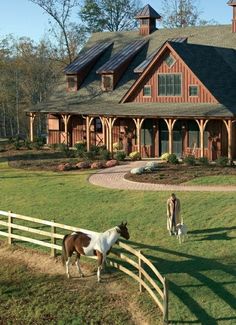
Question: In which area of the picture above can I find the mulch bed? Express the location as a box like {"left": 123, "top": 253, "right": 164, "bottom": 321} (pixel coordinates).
{"left": 124, "top": 163, "right": 236, "bottom": 185}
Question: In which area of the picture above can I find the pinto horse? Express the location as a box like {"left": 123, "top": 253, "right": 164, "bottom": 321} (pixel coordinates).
{"left": 62, "top": 222, "right": 130, "bottom": 282}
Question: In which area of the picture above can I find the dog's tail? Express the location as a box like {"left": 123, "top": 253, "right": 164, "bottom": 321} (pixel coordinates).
{"left": 181, "top": 216, "right": 184, "bottom": 224}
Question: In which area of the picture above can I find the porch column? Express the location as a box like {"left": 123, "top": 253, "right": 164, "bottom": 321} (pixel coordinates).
{"left": 85, "top": 116, "right": 94, "bottom": 152}
{"left": 29, "top": 113, "right": 36, "bottom": 142}
{"left": 101, "top": 117, "right": 107, "bottom": 148}
{"left": 104, "top": 117, "right": 116, "bottom": 154}
{"left": 165, "top": 119, "right": 176, "bottom": 154}
{"left": 62, "top": 114, "right": 71, "bottom": 145}
{"left": 196, "top": 119, "right": 208, "bottom": 158}
{"left": 133, "top": 118, "right": 144, "bottom": 155}
{"left": 223, "top": 119, "right": 233, "bottom": 161}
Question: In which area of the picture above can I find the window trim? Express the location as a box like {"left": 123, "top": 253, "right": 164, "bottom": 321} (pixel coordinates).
{"left": 143, "top": 85, "right": 152, "bottom": 97}
{"left": 189, "top": 85, "right": 199, "bottom": 97}
{"left": 157, "top": 73, "right": 182, "bottom": 97}
{"left": 67, "top": 76, "right": 77, "bottom": 92}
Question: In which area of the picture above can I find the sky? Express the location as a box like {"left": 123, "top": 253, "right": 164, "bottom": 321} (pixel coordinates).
{"left": 0, "top": 0, "right": 233, "bottom": 43}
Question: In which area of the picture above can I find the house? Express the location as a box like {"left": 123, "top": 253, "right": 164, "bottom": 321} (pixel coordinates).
{"left": 28, "top": 1, "right": 236, "bottom": 161}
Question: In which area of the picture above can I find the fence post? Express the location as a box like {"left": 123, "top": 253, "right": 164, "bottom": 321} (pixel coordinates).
{"left": 8, "top": 210, "right": 13, "bottom": 245}
{"left": 51, "top": 220, "right": 56, "bottom": 257}
{"left": 163, "top": 277, "right": 169, "bottom": 324}
{"left": 138, "top": 250, "right": 144, "bottom": 292}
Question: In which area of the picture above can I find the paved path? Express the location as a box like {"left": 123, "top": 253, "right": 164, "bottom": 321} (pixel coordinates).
{"left": 89, "top": 161, "right": 236, "bottom": 192}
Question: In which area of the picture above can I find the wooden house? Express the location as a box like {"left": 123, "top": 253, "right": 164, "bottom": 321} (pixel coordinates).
{"left": 28, "top": 2, "right": 236, "bottom": 161}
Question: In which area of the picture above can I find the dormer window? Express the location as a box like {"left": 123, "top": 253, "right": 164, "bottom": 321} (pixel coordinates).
{"left": 189, "top": 85, "right": 199, "bottom": 96}
{"left": 164, "top": 54, "right": 176, "bottom": 68}
{"left": 101, "top": 75, "right": 113, "bottom": 91}
{"left": 143, "top": 85, "right": 152, "bottom": 97}
{"left": 67, "top": 75, "right": 77, "bottom": 92}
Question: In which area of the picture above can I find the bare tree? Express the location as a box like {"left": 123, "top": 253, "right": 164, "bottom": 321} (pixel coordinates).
{"left": 29, "top": 0, "right": 82, "bottom": 63}
{"left": 161, "top": 0, "right": 203, "bottom": 28}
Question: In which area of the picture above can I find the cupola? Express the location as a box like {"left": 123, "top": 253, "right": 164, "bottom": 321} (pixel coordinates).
{"left": 228, "top": 0, "right": 236, "bottom": 32}
{"left": 135, "top": 4, "right": 162, "bottom": 36}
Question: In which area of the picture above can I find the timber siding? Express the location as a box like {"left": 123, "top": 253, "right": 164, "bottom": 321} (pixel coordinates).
{"left": 132, "top": 46, "right": 217, "bottom": 104}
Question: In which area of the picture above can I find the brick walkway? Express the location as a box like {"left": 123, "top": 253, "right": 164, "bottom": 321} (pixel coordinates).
{"left": 89, "top": 161, "right": 236, "bottom": 192}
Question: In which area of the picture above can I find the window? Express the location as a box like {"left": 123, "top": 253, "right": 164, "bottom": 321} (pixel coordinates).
{"left": 67, "top": 76, "right": 77, "bottom": 91}
{"left": 141, "top": 19, "right": 149, "bottom": 25}
{"left": 164, "top": 53, "right": 175, "bottom": 68}
{"left": 102, "top": 75, "right": 113, "bottom": 91}
{"left": 143, "top": 85, "right": 151, "bottom": 97}
{"left": 158, "top": 74, "right": 181, "bottom": 96}
{"left": 94, "top": 118, "right": 102, "bottom": 133}
{"left": 189, "top": 85, "right": 199, "bottom": 96}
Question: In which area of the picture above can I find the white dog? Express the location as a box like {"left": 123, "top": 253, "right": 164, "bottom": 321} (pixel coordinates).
{"left": 176, "top": 218, "right": 188, "bottom": 243}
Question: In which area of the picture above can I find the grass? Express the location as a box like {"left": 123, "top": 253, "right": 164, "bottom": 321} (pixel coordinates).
{"left": 185, "top": 175, "right": 236, "bottom": 185}
{"left": 0, "top": 253, "right": 134, "bottom": 325}
{"left": 0, "top": 161, "right": 236, "bottom": 324}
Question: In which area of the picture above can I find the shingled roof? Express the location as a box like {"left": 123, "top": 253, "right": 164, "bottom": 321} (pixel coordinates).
{"left": 28, "top": 24, "right": 236, "bottom": 118}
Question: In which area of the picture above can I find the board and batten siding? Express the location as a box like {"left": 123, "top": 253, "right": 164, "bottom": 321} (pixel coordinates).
{"left": 133, "top": 50, "right": 217, "bottom": 104}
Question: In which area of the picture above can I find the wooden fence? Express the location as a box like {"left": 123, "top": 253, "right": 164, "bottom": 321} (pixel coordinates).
{"left": 0, "top": 210, "right": 168, "bottom": 324}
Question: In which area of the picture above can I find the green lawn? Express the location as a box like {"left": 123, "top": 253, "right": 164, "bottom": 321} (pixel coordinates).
{"left": 185, "top": 175, "right": 236, "bottom": 186}
{"left": 0, "top": 162, "right": 236, "bottom": 324}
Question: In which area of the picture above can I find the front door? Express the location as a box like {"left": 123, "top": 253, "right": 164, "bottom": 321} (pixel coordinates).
{"left": 159, "top": 120, "right": 168, "bottom": 156}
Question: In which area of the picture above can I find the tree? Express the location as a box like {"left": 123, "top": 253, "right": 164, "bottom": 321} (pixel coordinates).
{"left": 79, "top": 0, "right": 142, "bottom": 32}
{"left": 29, "top": 0, "right": 86, "bottom": 63}
{"left": 161, "top": 0, "right": 204, "bottom": 28}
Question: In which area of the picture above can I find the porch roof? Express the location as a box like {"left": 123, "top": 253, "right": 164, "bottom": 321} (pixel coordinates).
{"left": 32, "top": 100, "right": 236, "bottom": 118}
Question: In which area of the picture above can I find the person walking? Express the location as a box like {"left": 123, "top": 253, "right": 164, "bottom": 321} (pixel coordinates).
{"left": 167, "top": 193, "right": 181, "bottom": 235}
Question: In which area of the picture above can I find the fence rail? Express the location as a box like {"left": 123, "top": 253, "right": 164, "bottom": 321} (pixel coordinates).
{"left": 0, "top": 210, "right": 168, "bottom": 324}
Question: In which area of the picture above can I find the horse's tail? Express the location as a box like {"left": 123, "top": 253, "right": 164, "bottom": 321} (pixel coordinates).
{"left": 61, "top": 234, "right": 69, "bottom": 265}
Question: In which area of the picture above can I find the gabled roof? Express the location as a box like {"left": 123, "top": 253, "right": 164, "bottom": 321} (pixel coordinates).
{"left": 122, "top": 40, "right": 236, "bottom": 106}
{"left": 169, "top": 42, "right": 236, "bottom": 106}
{"left": 29, "top": 25, "right": 236, "bottom": 118}
{"left": 135, "top": 4, "right": 161, "bottom": 19}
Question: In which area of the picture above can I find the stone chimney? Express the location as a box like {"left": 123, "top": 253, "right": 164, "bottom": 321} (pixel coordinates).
{"left": 135, "top": 4, "right": 162, "bottom": 36}
{"left": 228, "top": 0, "right": 236, "bottom": 32}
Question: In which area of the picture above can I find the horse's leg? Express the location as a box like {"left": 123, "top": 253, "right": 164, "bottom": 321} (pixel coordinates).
{"left": 76, "top": 253, "right": 84, "bottom": 277}
{"left": 96, "top": 251, "right": 103, "bottom": 283}
{"left": 66, "top": 256, "right": 71, "bottom": 279}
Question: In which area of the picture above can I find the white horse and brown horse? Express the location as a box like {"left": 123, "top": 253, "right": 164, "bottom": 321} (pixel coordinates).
{"left": 62, "top": 222, "right": 130, "bottom": 282}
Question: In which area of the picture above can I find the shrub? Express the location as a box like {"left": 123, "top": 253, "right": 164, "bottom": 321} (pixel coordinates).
{"left": 83, "top": 150, "right": 96, "bottom": 161}
{"left": 90, "top": 145, "right": 100, "bottom": 155}
{"left": 215, "top": 156, "right": 229, "bottom": 167}
{"left": 0, "top": 145, "right": 6, "bottom": 152}
{"left": 130, "top": 167, "right": 144, "bottom": 175}
{"left": 167, "top": 153, "right": 178, "bottom": 164}
{"left": 114, "top": 150, "right": 126, "bottom": 161}
{"left": 160, "top": 153, "right": 170, "bottom": 161}
{"left": 183, "top": 155, "right": 196, "bottom": 166}
{"left": 145, "top": 161, "right": 158, "bottom": 170}
{"left": 129, "top": 151, "right": 141, "bottom": 161}
{"left": 75, "top": 142, "right": 87, "bottom": 158}
{"left": 113, "top": 142, "right": 123, "bottom": 151}
{"left": 198, "top": 157, "right": 209, "bottom": 166}
{"left": 13, "top": 136, "right": 22, "bottom": 150}
{"left": 98, "top": 148, "right": 111, "bottom": 161}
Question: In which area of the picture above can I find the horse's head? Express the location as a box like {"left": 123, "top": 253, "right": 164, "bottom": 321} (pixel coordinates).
{"left": 117, "top": 222, "right": 130, "bottom": 240}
